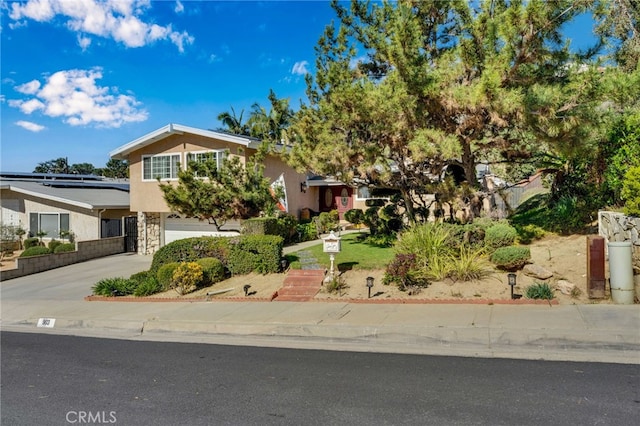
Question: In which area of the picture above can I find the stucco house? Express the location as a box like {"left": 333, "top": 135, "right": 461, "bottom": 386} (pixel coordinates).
{"left": 0, "top": 172, "right": 132, "bottom": 245}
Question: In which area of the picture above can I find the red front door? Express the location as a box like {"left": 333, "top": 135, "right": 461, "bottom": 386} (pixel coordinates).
{"left": 321, "top": 186, "right": 352, "bottom": 219}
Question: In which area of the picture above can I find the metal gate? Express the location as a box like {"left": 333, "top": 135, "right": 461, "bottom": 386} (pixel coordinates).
{"left": 124, "top": 216, "right": 138, "bottom": 253}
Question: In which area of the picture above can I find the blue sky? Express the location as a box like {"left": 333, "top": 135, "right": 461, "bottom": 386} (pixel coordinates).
{"left": 0, "top": 1, "right": 597, "bottom": 172}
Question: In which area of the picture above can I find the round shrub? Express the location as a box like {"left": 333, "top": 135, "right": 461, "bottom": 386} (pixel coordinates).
{"left": 171, "top": 262, "right": 203, "bottom": 295}
{"left": 24, "top": 237, "right": 41, "bottom": 249}
{"left": 485, "top": 223, "right": 518, "bottom": 249}
{"left": 53, "top": 243, "right": 75, "bottom": 253}
{"left": 344, "top": 209, "right": 364, "bottom": 226}
{"left": 490, "top": 246, "right": 531, "bottom": 270}
{"left": 157, "top": 262, "right": 180, "bottom": 290}
{"left": 19, "top": 246, "right": 51, "bottom": 257}
{"left": 48, "top": 240, "right": 62, "bottom": 252}
{"left": 150, "top": 237, "right": 230, "bottom": 274}
{"left": 196, "top": 257, "right": 226, "bottom": 285}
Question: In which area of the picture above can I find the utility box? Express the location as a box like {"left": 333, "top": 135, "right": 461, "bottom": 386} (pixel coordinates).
{"left": 587, "top": 236, "right": 606, "bottom": 298}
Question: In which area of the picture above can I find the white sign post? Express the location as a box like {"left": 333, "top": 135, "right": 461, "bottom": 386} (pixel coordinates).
{"left": 322, "top": 231, "right": 342, "bottom": 282}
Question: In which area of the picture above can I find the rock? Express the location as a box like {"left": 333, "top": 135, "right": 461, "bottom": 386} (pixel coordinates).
{"left": 556, "top": 280, "right": 576, "bottom": 295}
{"left": 522, "top": 264, "right": 553, "bottom": 280}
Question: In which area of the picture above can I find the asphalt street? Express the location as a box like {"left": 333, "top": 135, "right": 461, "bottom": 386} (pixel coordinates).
{"left": 2, "top": 332, "right": 639, "bottom": 426}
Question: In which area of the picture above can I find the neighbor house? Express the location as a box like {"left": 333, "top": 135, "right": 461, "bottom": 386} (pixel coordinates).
{"left": 0, "top": 172, "right": 133, "bottom": 245}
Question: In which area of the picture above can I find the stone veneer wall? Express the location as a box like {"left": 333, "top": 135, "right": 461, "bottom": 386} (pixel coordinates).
{"left": 598, "top": 211, "right": 640, "bottom": 249}
{"left": 0, "top": 237, "right": 125, "bottom": 281}
{"left": 137, "top": 212, "right": 161, "bottom": 255}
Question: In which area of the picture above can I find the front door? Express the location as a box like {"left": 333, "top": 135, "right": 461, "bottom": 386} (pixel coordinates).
{"left": 124, "top": 216, "right": 138, "bottom": 253}
{"left": 320, "top": 186, "right": 352, "bottom": 219}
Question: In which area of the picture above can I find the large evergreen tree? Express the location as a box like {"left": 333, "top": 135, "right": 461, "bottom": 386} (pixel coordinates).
{"left": 283, "top": 0, "right": 627, "bottom": 224}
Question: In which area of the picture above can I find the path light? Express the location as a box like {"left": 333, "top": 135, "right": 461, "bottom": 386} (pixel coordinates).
{"left": 507, "top": 273, "right": 521, "bottom": 300}
{"left": 366, "top": 276, "right": 374, "bottom": 298}
{"left": 244, "top": 284, "right": 251, "bottom": 297}
{"left": 280, "top": 258, "right": 289, "bottom": 272}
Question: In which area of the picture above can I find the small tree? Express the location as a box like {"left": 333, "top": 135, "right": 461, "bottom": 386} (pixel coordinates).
{"left": 159, "top": 149, "right": 281, "bottom": 230}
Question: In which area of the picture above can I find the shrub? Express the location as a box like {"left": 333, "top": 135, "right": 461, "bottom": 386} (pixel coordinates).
{"left": 514, "top": 224, "right": 546, "bottom": 244}
{"left": 316, "top": 210, "right": 339, "bottom": 234}
{"left": 296, "top": 221, "right": 317, "bottom": 242}
{"left": 242, "top": 217, "right": 279, "bottom": 236}
{"left": 621, "top": 165, "right": 640, "bottom": 217}
{"left": 171, "top": 262, "right": 203, "bottom": 295}
{"left": 92, "top": 277, "right": 137, "bottom": 296}
{"left": 150, "top": 237, "right": 231, "bottom": 273}
{"left": 525, "top": 282, "right": 554, "bottom": 300}
{"left": 196, "top": 257, "right": 226, "bottom": 285}
{"left": 383, "top": 253, "right": 428, "bottom": 290}
{"left": 157, "top": 262, "right": 180, "bottom": 290}
{"left": 227, "top": 235, "right": 283, "bottom": 275}
{"left": 53, "top": 243, "right": 75, "bottom": 253}
{"left": 132, "top": 273, "right": 163, "bottom": 296}
{"left": 447, "top": 246, "right": 491, "bottom": 282}
{"left": 485, "top": 223, "right": 518, "bottom": 249}
{"left": 19, "top": 246, "right": 51, "bottom": 257}
{"left": 24, "top": 237, "right": 40, "bottom": 249}
{"left": 324, "top": 274, "right": 348, "bottom": 294}
{"left": 490, "top": 246, "right": 531, "bottom": 270}
{"left": 48, "top": 240, "right": 62, "bottom": 252}
{"left": 344, "top": 209, "right": 364, "bottom": 227}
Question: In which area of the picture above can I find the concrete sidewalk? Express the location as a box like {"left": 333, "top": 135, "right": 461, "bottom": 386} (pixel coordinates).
{"left": 1, "top": 250, "right": 639, "bottom": 365}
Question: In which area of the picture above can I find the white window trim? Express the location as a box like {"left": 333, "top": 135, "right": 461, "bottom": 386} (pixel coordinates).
{"left": 142, "top": 153, "right": 181, "bottom": 181}
{"left": 186, "top": 149, "right": 227, "bottom": 167}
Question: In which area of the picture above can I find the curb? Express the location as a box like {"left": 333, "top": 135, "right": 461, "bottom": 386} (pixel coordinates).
{"left": 84, "top": 294, "right": 558, "bottom": 305}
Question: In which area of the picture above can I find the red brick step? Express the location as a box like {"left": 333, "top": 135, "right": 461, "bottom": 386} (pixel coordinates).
{"left": 274, "top": 269, "right": 325, "bottom": 302}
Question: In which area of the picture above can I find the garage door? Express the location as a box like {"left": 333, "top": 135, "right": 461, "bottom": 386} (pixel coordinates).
{"left": 164, "top": 214, "right": 240, "bottom": 244}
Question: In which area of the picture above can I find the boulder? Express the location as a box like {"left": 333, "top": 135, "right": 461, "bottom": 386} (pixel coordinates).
{"left": 522, "top": 264, "right": 553, "bottom": 280}
{"left": 556, "top": 279, "right": 577, "bottom": 296}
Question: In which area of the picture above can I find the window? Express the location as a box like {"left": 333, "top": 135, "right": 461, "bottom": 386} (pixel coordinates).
{"left": 355, "top": 186, "right": 388, "bottom": 201}
{"left": 186, "top": 150, "right": 227, "bottom": 174}
{"left": 142, "top": 154, "right": 180, "bottom": 180}
{"left": 29, "top": 212, "right": 70, "bottom": 238}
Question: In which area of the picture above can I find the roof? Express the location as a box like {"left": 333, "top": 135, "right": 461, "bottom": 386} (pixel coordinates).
{"left": 0, "top": 179, "right": 130, "bottom": 210}
{"left": 109, "top": 123, "right": 263, "bottom": 159}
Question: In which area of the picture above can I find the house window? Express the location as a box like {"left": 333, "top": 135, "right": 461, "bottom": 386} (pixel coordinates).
{"left": 186, "top": 150, "right": 227, "bottom": 174}
{"left": 142, "top": 154, "right": 180, "bottom": 180}
{"left": 29, "top": 212, "right": 70, "bottom": 239}
{"left": 355, "top": 186, "right": 388, "bottom": 201}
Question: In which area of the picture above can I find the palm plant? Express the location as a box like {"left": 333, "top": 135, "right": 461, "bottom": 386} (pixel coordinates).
{"left": 217, "top": 107, "right": 250, "bottom": 136}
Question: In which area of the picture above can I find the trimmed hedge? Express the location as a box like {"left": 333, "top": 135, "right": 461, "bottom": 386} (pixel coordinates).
{"left": 242, "top": 217, "right": 279, "bottom": 236}
{"left": 19, "top": 246, "right": 51, "bottom": 257}
{"left": 227, "top": 235, "right": 283, "bottom": 275}
{"left": 150, "top": 237, "right": 230, "bottom": 273}
{"left": 48, "top": 240, "right": 63, "bottom": 252}
{"left": 485, "top": 223, "right": 518, "bottom": 249}
{"left": 24, "top": 237, "right": 41, "bottom": 249}
{"left": 196, "top": 257, "right": 226, "bottom": 285}
{"left": 490, "top": 246, "right": 531, "bottom": 270}
{"left": 157, "top": 262, "right": 180, "bottom": 290}
{"left": 53, "top": 243, "right": 75, "bottom": 253}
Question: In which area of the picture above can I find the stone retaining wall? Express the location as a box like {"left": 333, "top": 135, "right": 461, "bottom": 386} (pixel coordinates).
{"left": 0, "top": 237, "right": 124, "bottom": 281}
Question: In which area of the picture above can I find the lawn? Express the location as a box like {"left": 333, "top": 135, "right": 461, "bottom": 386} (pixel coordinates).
{"left": 287, "top": 233, "right": 395, "bottom": 271}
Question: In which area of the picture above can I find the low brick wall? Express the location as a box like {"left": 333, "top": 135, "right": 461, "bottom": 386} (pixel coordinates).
{"left": 598, "top": 211, "right": 640, "bottom": 248}
{"left": 0, "top": 237, "right": 124, "bottom": 281}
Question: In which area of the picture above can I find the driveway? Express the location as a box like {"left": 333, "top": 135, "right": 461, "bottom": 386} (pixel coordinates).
{"left": 0, "top": 253, "right": 152, "bottom": 303}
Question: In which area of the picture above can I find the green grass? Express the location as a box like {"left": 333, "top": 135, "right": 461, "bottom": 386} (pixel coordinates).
{"left": 290, "top": 233, "right": 395, "bottom": 271}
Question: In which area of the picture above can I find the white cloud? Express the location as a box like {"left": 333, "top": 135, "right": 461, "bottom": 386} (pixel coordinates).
{"left": 15, "top": 79, "right": 41, "bottom": 94}
{"left": 292, "top": 61, "right": 309, "bottom": 75}
{"left": 16, "top": 120, "right": 46, "bottom": 132}
{"left": 78, "top": 35, "right": 92, "bottom": 50}
{"left": 175, "top": 1, "right": 184, "bottom": 14}
{"left": 9, "top": 68, "right": 148, "bottom": 128}
{"left": 9, "top": 0, "right": 194, "bottom": 52}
